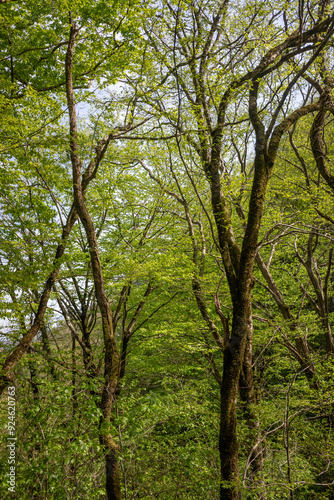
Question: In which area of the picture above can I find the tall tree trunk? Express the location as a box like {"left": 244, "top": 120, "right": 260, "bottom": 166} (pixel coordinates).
{"left": 65, "top": 20, "right": 122, "bottom": 500}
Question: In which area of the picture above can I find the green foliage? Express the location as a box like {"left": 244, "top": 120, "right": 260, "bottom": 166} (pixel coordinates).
{"left": 1, "top": 1, "right": 334, "bottom": 499}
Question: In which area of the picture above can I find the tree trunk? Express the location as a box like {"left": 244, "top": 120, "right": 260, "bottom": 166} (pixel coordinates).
{"left": 239, "top": 331, "right": 264, "bottom": 489}
{"left": 99, "top": 370, "right": 123, "bottom": 500}
{"left": 99, "top": 422, "right": 122, "bottom": 500}
{"left": 0, "top": 205, "right": 78, "bottom": 395}
{"left": 255, "top": 252, "right": 319, "bottom": 389}
{"left": 65, "top": 21, "right": 122, "bottom": 499}
{"left": 220, "top": 301, "right": 252, "bottom": 500}
{"left": 40, "top": 322, "right": 57, "bottom": 380}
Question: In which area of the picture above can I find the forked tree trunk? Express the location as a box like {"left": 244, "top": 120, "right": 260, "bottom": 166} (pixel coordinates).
{"left": 216, "top": 83, "right": 321, "bottom": 500}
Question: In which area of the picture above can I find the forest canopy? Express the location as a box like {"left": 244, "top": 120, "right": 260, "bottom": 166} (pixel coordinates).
{"left": 0, "top": 1, "right": 334, "bottom": 499}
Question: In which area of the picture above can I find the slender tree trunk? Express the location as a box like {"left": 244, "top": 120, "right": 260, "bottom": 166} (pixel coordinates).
{"left": 40, "top": 322, "right": 57, "bottom": 380}
{"left": 71, "top": 333, "right": 78, "bottom": 417}
{"left": 0, "top": 205, "right": 78, "bottom": 395}
{"left": 255, "top": 252, "right": 319, "bottom": 389}
{"left": 28, "top": 347, "right": 39, "bottom": 400}
{"left": 65, "top": 20, "right": 122, "bottom": 499}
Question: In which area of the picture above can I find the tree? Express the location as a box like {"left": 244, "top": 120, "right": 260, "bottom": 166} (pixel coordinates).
{"left": 1, "top": 1, "right": 334, "bottom": 499}
{"left": 0, "top": 1, "right": 147, "bottom": 497}
{"left": 125, "top": 1, "right": 334, "bottom": 497}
